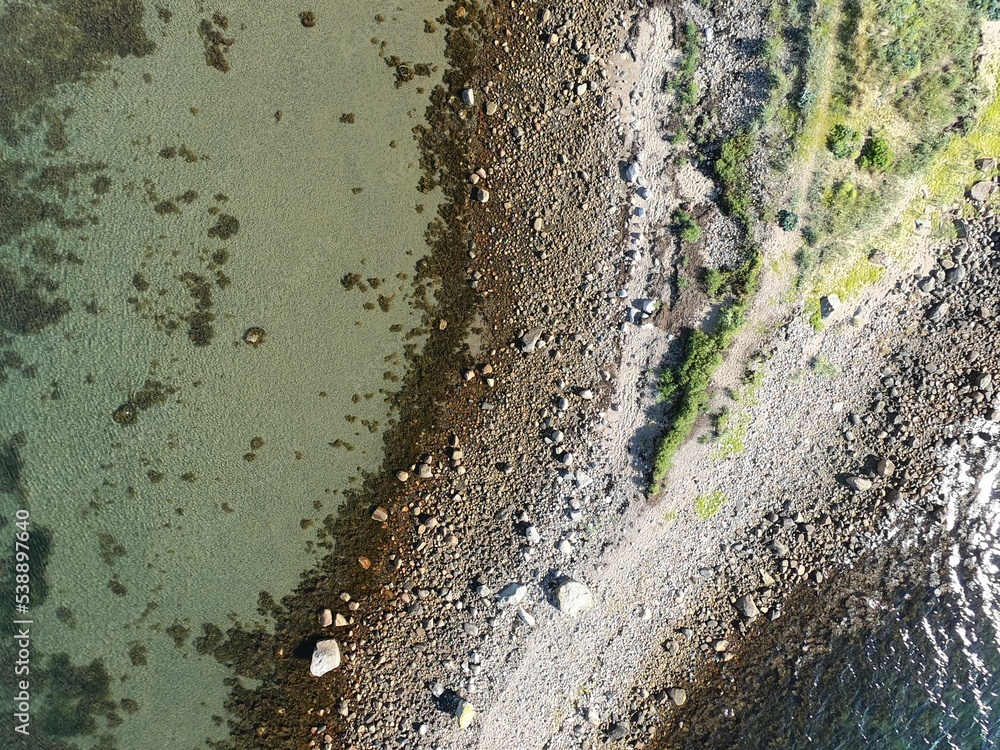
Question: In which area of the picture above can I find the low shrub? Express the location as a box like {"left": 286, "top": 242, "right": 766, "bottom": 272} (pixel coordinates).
{"left": 857, "top": 134, "right": 893, "bottom": 172}
{"left": 778, "top": 209, "right": 799, "bottom": 231}
{"left": 672, "top": 208, "right": 702, "bottom": 243}
{"left": 826, "top": 124, "right": 859, "bottom": 158}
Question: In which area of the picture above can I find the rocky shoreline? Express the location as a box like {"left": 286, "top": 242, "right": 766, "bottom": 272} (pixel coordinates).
{"left": 212, "top": 1, "right": 1000, "bottom": 749}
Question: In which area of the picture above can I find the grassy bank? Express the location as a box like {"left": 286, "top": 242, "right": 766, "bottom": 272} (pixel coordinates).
{"left": 650, "top": 249, "right": 762, "bottom": 495}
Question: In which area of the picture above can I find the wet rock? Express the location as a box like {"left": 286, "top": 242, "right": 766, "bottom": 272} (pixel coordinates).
{"left": 371, "top": 506, "right": 388, "bottom": 523}
{"left": 319, "top": 608, "right": 333, "bottom": 627}
{"left": 556, "top": 578, "right": 594, "bottom": 616}
{"left": 299, "top": 11, "right": 317, "bottom": 27}
{"left": 485, "top": 101, "right": 498, "bottom": 116}
{"left": 472, "top": 187, "right": 490, "bottom": 203}
{"left": 309, "top": 639, "right": 340, "bottom": 676}
{"left": 461, "top": 88, "right": 475, "bottom": 105}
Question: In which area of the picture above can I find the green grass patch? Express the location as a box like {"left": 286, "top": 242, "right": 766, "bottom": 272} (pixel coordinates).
{"left": 711, "top": 366, "right": 765, "bottom": 459}
{"left": 672, "top": 208, "right": 702, "bottom": 243}
{"left": 676, "top": 20, "right": 701, "bottom": 108}
{"left": 806, "top": 255, "right": 885, "bottom": 328}
{"left": 694, "top": 491, "right": 727, "bottom": 520}
{"left": 714, "top": 130, "right": 756, "bottom": 227}
{"left": 810, "top": 355, "right": 842, "bottom": 377}
{"left": 649, "top": 249, "right": 762, "bottom": 494}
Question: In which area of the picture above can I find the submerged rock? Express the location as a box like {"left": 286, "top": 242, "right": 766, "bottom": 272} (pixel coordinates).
{"left": 243, "top": 326, "right": 265, "bottom": 346}
{"left": 309, "top": 639, "right": 340, "bottom": 676}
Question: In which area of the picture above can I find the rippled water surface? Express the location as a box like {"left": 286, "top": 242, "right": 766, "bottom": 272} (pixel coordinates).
{"left": 0, "top": 1, "right": 445, "bottom": 747}
{"left": 682, "top": 422, "right": 1000, "bottom": 750}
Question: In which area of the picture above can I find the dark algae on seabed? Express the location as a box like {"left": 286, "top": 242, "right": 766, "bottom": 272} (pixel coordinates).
{"left": 0, "top": 0, "right": 455, "bottom": 748}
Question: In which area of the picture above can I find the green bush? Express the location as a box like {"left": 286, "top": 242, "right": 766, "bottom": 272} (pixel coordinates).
{"left": 826, "top": 124, "right": 859, "bottom": 158}
{"left": 857, "top": 134, "right": 893, "bottom": 172}
{"left": 778, "top": 209, "right": 799, "bottom": 231}
{"left": 672, "top": 208, "right": 702, "bottom": 243}
{"left": 715, "top": 130, "right": 755, "bottom": 226}
{"left": 705, "top": 268, "right": 724, "bottom": 297}
{"left": 673, "top": 21, "right": 701, "bottom": 109}
{"left": 971, "top": 0, "right": 1000, "bottom": 20}
{"left": 810, "top": 355, "right": 841, "bottom": 377}
{"left": 680, "top": 223, "right": 702, "bottom": 243}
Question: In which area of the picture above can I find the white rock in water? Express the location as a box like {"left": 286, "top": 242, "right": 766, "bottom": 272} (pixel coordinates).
{"left": 556, "top": 579, "right": 594, "bottom": 616}
{"left": 497, "top": 582, "right": 527, "bottom": 606}
{"left": 461, "top": 88, "right": 475, "bottom": 105}
{"left": 456, "top": 699, "right": 476, "bottom": 728}
{"left": 309, "top": 639, "right": 341, "bottom": 677}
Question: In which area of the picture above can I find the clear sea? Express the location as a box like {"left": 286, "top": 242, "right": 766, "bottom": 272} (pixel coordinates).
{"left": 0, "top": 1, "right": 444, "bottom": 747}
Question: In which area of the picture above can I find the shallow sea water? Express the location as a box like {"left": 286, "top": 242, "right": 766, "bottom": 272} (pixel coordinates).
{"left": 0, "top": 1, "right": 445, "bottom": 747}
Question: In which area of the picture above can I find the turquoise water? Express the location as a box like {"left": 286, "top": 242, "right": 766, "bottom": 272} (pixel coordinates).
{"left": 0, "top": 1, "right": 446, "bottom": 747}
